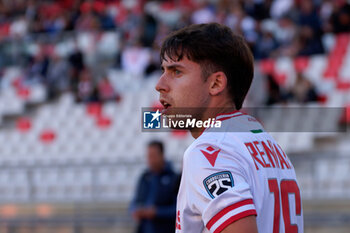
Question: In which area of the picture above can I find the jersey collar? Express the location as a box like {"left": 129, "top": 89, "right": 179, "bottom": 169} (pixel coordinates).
{"left": 197, "top": 110, "right": 245, "bottom": 138}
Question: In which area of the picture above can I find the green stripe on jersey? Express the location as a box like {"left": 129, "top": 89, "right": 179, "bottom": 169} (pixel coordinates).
{"left": 250, "top": 129, "right": 263, "bottom": 134}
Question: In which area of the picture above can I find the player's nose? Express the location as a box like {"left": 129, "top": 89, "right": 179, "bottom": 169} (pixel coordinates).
{"left": 155, "top": 74, "right": 170, "bottom": 93}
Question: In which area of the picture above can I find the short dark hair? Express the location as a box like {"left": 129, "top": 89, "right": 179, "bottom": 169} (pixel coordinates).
{"left": 148, "top": 140, "right": 164, "bottom": 155}
{"left": 160, "top": 23, "right": 254, "bottom": 110}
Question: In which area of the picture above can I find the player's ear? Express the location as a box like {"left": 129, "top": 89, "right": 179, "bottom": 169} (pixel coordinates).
{"left": 208, "top": 71, "right": 227, "bottom": 96}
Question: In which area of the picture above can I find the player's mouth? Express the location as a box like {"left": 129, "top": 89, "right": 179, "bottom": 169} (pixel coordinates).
{"left": 160, "top": 99, "right": 172, "bottom": 114}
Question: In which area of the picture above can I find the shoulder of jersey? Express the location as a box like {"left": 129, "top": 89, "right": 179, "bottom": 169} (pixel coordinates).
{"left": 185, "top": 137, "right": 244, "bottom": 170}
{"left": 202, "top": 112, "right": 265, "bottom": 136}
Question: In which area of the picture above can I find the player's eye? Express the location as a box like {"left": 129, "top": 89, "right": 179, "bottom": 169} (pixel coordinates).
{"left": 174, "top": 69, "right": 181, "bottom": 76}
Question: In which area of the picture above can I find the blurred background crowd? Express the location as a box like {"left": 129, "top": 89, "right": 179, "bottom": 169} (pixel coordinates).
{"left": 0, "top": 0, "right": 349, "bottom": 105}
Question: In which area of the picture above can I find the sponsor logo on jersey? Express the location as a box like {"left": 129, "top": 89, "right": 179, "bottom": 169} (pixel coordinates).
{"left": 203, "top": 171, "right": 234, "bottom": 199}
{"left": 200, "top": 146, "right": 221, "bottom": 167}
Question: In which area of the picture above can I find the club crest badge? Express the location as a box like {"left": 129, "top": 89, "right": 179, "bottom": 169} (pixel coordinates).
{"left": 203, "top": 171, "right": 234, "bottom": 199}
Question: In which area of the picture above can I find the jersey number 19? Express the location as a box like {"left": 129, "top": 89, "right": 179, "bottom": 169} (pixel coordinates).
{"left": 268, "top": 179, "right": 302, "bottom": 233}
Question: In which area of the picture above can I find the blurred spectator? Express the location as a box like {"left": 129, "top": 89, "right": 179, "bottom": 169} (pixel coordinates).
{"left": 298, "top": 0, "right": 321, "bottom": 31}
{"left": 68, "top": 44, "right": 85, "bottom": 93}
{"left": 255, "top": 22, "right": 279, "bottom": 59}
{"left": 119, "top": 8, "right": 142, "bottom": 43}
{"left": 329, "top": 2, "right": 350, "bottom": 33}
{"left": 296, "top": 25, "right": 324, "bottom": 56}
{"left": 145, "top": 44, "right": 161, "bottom": 76}
{"left": 265, "top": 74, "right": 286, "bottom": 105}
{"left": 121, "top": 41, "right": 151, "bottom": 76}
{"left": 174, "top": 8, "right": 192, "bottom": 30}
{"left": 226, "top": 4, "right": 257, "bottom": 45}
{"left": 191, "top": 1, "right": 216, "bottom": 24}
{"left": 76, "top": 68, "right": 94, "bottom": 102}
{"left": 289, "top": 73, "right": 319, "bottom": 103}
{"left": 75, "top": 11, "right": 100, "bottom": 32}
{"left": 96, "top": 6, "right": 116, "bottom": 30}
{"left": 140, "top": 13, "right": 157, "bottom": 47}
{"left": 0, "top": 0, "right": 347, "bottom": 107}
{"left": 97, "top": 76, "right": 120, "bottom": 102}
{"left": 63, "top": 0, "right": 81, "bottom": 31}
{"left": 294, "top": 0, "right": 324, "bottom": 56}
{"left": 25, "top": 53, "right": 49, "bottom": 84}
{"left": 274, "top": 15, "right": 298, "bottom": 56}
{"left": 154, "top": 22, "right": 171, "bottom": 47}
{"left": 320, "top": 0, "right": 334, "bottom": 28}
{"left": 46, "top": 53, "right": 70, "bottom": 99}
{"left": 251, "top": 0, "right": 273, "bottom": 20}
{"left": 130, "top": 141, "right": 178, "bottom": 233}
{"left": 270, "top": 0, "right": 294, "bottom": 19}
{"left": 9, "top": 16, "right": 28, "bottom": 37}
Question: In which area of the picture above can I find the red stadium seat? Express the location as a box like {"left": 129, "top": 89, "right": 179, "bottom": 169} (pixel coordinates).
{"left": 339, "top": 104, "right": 350, "bottom": 124}
{"left": 16, "top": 117, "right": 32, "bottom": 133}
{"left": 328, "top": 55, "right": 344, "bottom": 67}
{"left": 294, "top": 57, "right": 309, "bottom": 73}
{"left": 273, "top": 72, "right": 287, "bottom": 86}
{"left": 11, "top": 77, "right": 22, "bottom": 89}
{"left": 335, "top": 33, "right": 350, "bottom": 47}
{"left": 86, "top": 103, "right": 102, "bottom": 118}
{"left": 323, "top": 68, "right": 338, "bottom": 79}
{"left": 317, "top": 95, "right": 328, "bottom": 104}
{"left": 39, "top": 129, "right": 56, "bottom": 144}
{"left": 336, "top": 81, "right": 350, "bottom": 90}
{"left": 80, "top": 2, "right": 93, "bottom": 13}
{"left": 0, "top": 23, "right": 10, "bottom": 36}
{"left": 331, "top": 47, "right": 347, "bottom": 57}
{"left": 259, "top": 59, "right": 275, "bottom": 75}
{"left": 96, "top": 116, "right": 112, "bottom": 129}
{"left": 16, "top": 87, "right": 30, "bottom": 100}
{"left": 161, "top": 2, "right": 176, "bottom": 10}
{"left": 93, "top": 1, "right": 106, "bottom": 13}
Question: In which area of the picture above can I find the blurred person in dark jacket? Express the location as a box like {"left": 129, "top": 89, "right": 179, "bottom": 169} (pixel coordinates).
{"left": 289, "top": 72, "right": 319, "bottom": 103}
{"left": 46, "top": 53, "right": 70, "bottom": 99}
{"left": 76, "top": 68, "right": 94, "bottom": 102}
{"left": 130, "top": 141, "right": 178, "bottom": 233}
{"left": 329, "top": 2, "right": 350, "bottom": 33}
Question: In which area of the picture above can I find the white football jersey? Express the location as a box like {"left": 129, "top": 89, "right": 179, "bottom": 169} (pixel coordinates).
{"left": 176, "top": 111, "right": 303, "bottom": 233}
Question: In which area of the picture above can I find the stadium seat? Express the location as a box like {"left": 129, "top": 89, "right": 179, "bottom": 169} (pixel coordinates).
{"left": 259, "top": 59, "right": 275, "bottom": 75}
{"left": 294, "top": 57, "right": 309, "bottom": 73}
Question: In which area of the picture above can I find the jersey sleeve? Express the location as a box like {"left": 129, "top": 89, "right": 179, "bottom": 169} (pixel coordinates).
{"left": 185, "top": 143, "right": 257, "bottom": 233}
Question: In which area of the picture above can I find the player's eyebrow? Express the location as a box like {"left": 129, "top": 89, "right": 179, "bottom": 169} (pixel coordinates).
{"left": 161, "top": 64, "right": 185, "bottom": 71}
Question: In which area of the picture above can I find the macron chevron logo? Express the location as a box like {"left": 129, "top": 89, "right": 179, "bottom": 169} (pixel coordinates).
{"left": 200, "top": 146, "right": 221, "bottom": 167}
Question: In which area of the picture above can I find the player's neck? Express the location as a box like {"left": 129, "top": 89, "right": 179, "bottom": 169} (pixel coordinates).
{"left": 190, "top": 100, "right": 236, "bottom": 139}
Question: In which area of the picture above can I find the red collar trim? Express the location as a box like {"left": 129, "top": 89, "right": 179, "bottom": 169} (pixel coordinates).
{"left": 215, "top": 110, "right": 240, "bottom": 118}
{"left": 197, "top": 110, "right": 244, "bottom": 138}
{"left": 217, "top": 113, "right": 245, "bottom": 121}
{"left": 215, "top": 110, "right": 245, "bottom": 121}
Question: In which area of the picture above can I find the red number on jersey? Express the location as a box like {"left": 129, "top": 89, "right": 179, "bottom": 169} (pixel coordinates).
{"left": 269, "top": 179, "right": 302, "bottom": 233}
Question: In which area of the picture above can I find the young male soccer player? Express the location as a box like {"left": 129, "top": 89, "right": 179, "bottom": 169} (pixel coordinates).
{"left": 156, "top": 23, "right": 304, "bottom": 233}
